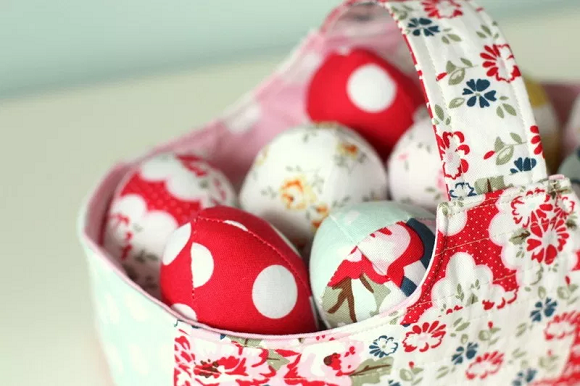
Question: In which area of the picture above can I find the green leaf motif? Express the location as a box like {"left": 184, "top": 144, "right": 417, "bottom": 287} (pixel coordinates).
{"left": 449, "top": 68, "right": 466, "bottom": 85}
{"left": 494, "top": 137, "right": 505, "bottom": 152}
{"left": 456, "top": 322, "right": 470, "bottom": 332}
{"left": 479, "top": 330, "right": 491, "bottom": 341}
{"left": 557, "top": 286, "right": 570, "bottom": 300}
{"left": 446, "top": 61, "right": 457, "bottom": 73}
{"left": 496, "top": 146, "right": 515, "bottom": 166}
{"left": 400, "top": 369, "right": 413, "bottom": 381}
{"left": 461, "top": 333, "right": 469, "bottom": 345}
{"left": 267, "top": 350, "right": 291, "bottom": 371}
{"left": 449, "top": 34, "right": 462, "bottom": 42}
{"left": 510, "top": 133, "right": 523, "bottom": 144}
{"left": 449, "top": 97, "right": 466, "bottom": 108}
{"left": 539, "top": 286, "right": 547, "bottom": 299}
{"left": 482, "top": 25, "right": 492, "bottom": 35}
{"left": 504, "top": 103, "right": 517, "bottom": 116}
{"left": 516, "top": 323, "right": 528, "bottom": 337}
{"left": 461, "top": 58, "right": 474, "bottom": 67}
{"left": 476, "top": 31, "right": 486, "bottom": 39}
{"left": 496, "top": 106, "right": 505, "bottom": 118}
{"left": 442, "top": 36, "right": 450, "bottom": 44}
{"left": 434, "top": 104, "right": 445, "bottom": 121}
{"left": 437, "top": 366, "right": 450, "bottom": 379}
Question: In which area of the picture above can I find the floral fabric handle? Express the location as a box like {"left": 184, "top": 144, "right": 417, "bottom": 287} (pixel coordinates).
{"left": 333, "top": 0, "right": 548, "bottom": 197}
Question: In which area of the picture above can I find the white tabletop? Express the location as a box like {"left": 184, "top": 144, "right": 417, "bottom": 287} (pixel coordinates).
{"left": 1, "top": 8, "right": 580, "bottom": 385}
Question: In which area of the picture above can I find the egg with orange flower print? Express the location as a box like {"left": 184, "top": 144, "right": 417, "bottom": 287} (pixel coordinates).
{"left": 239, "top": 123, "right": 388, "bottom": 249}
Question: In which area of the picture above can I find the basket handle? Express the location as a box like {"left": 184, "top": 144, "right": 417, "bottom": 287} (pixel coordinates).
{"left": 324, "top": 0, "right": 547, "bottom": 197}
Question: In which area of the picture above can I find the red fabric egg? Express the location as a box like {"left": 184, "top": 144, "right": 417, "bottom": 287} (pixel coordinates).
{"left": 103, "top": 152, "right": 237, "bottom": 299}
{"left": 160, "top": 206, "right": 317, "bottom": 335}
{"left": 307, "top": 48, "right": 425, "bottom": 157}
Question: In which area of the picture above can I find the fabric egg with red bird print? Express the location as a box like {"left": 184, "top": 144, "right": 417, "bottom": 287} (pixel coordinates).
{"left": 306, "top": 48, "right": 425, "bottom": 158}
{"left": 103, "top": 152, "right": 237, "bottom": 299}
{"left": 310, "top": 201, "right": 436, "bottom": 328}
{"left": 160, "top": 205, "right": 317, "bottom": 335}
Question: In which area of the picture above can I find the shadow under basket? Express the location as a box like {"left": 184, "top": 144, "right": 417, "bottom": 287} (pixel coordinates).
{"left": 78, "top": 1, "right": 580, "bottom": 385}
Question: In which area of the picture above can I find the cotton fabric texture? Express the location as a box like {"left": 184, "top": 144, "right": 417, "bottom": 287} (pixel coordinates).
{"left": 79, "top": 1, "right": 580, "bottom": 385}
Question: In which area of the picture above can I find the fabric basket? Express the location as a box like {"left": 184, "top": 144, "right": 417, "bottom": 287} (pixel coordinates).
{"left": 78, "top": 1, "right": 580, "bottom": 385}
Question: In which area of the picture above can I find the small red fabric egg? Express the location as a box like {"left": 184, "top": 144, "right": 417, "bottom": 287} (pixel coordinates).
{"left": 160, "top": 206, "right": 317, "bottom": 335}
{"left": 103, "top": 152, "right": 237, "bottom": 299}
{"left": 306, "top": 48, "right": 425, "bottom": 157}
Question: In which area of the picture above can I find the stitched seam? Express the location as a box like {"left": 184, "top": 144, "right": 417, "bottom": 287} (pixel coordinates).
{"left": 190, "top": 215, "right": 201, "bottom": 313}
{"left": 320, "top": 214, "right": 436, "bottom": 318}
{"left": 442, "top": 184, "right": 566, "bottom": 218}
{"left": 387, "top": 1, "right": 468, "bottom": 186}
{"left": 195, "top": 215, "right": 311, "bottom": 292}
{"left": 406, "top": 210, "right": 572, "bottom": 315}
{"left": 185, "top": 287, "right": 570, "bottom": 378}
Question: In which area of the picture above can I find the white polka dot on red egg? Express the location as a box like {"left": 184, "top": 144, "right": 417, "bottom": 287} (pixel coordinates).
{"left": 252, "top": 265, "right": 298, "bottom": 319}
{"left": 190, "top": 243, "right": 214, "bottom": 288}
{"left": 171, "top": 303, "right": 198, "bottom": 321}
{"left": 162, "top": 223, "right": 191, "bottom": 265}
{"left": 223, "top": 220, "right": 248, "bottom": 231}
{"left": 347, "top": 63, "right": 396, "bottom": 113}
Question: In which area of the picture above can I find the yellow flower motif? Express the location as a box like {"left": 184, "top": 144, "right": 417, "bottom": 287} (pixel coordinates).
{"left": 524, "top": 76, "right": 548, "bottom": 108}
{"left": 279, "top": 175, "right": 317, "bottom": 210}
{"left": 310, "top": 203, "right": 330, "bottom": 230}
{"left": 337, "top": 141, "right": 360, "bottom": 159}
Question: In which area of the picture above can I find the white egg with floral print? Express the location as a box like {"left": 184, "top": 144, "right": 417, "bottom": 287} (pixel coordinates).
{"left": 239, "top": 123, "right": 388, "bottom": 249}
{"left": 387, "top": 118, "right": 450, "bottom": 211}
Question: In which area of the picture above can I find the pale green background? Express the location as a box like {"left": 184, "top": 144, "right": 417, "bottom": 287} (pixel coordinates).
{"left": 1, "top": 0, "right": 578, "bottom": 98}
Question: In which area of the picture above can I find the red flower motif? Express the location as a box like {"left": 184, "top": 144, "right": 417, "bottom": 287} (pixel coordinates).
{"left": 481, "top": 44, "right": 521, "bottom": 83}
{"left": 436, "top": 131, "right": 470, "bottom": 179}
{"left": 527, "top": 217, "right": 570, "bottom": 265}
{"left": 510, "top": 188, "right": 553, "bottom": 227}
{"left": 466, "top": 351, "right": 505, "bottom": 380}
{"left": 555, "top": 195, "right": 576, "bottom": 219}
{"left": 530, "top": 125, "right": 544, "bottom": 156}
{"left": 402, "top": 321, "right": 447, "bottom": 352}
{"left": 545, "top": 311, "right": 580, "bottom": 340}
{"left": 422, "top": 0, "right": 463, "bottom": 19}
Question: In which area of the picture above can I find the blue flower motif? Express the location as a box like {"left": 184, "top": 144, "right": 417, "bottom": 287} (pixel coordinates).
{"left": 408, "top": 18, "right": 440, "bottom": 37}
{"left": 388, "top": 381, "right": 402, "bottom": 386}
{"left": 510, "top": 157, "right": 538, "bottom": 174}
{"left": 512, "top": 368, "right": 538, "bottom": 386}
{"left": 530, "top": 298, "right": 558, "bottom": 323}
{"left": 449, "top": 182, "right": 477, "bottom": 199}
{"left": 451, "top": 342, "right": 478, "bottom": 365}
{"left": 462, "top": 79, "right": 497, "bottom": 108}
{"left": 369, "top": 335, "right": 398, "bottom": 358}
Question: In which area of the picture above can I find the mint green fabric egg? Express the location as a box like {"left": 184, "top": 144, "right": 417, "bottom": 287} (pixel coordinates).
{"left": 310, "top": 201, "right": 436, "bottom": 328}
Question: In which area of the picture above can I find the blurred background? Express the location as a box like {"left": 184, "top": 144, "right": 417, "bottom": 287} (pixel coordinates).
{"left": 1, "top": 1, "right": 580, "bottom": 385}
